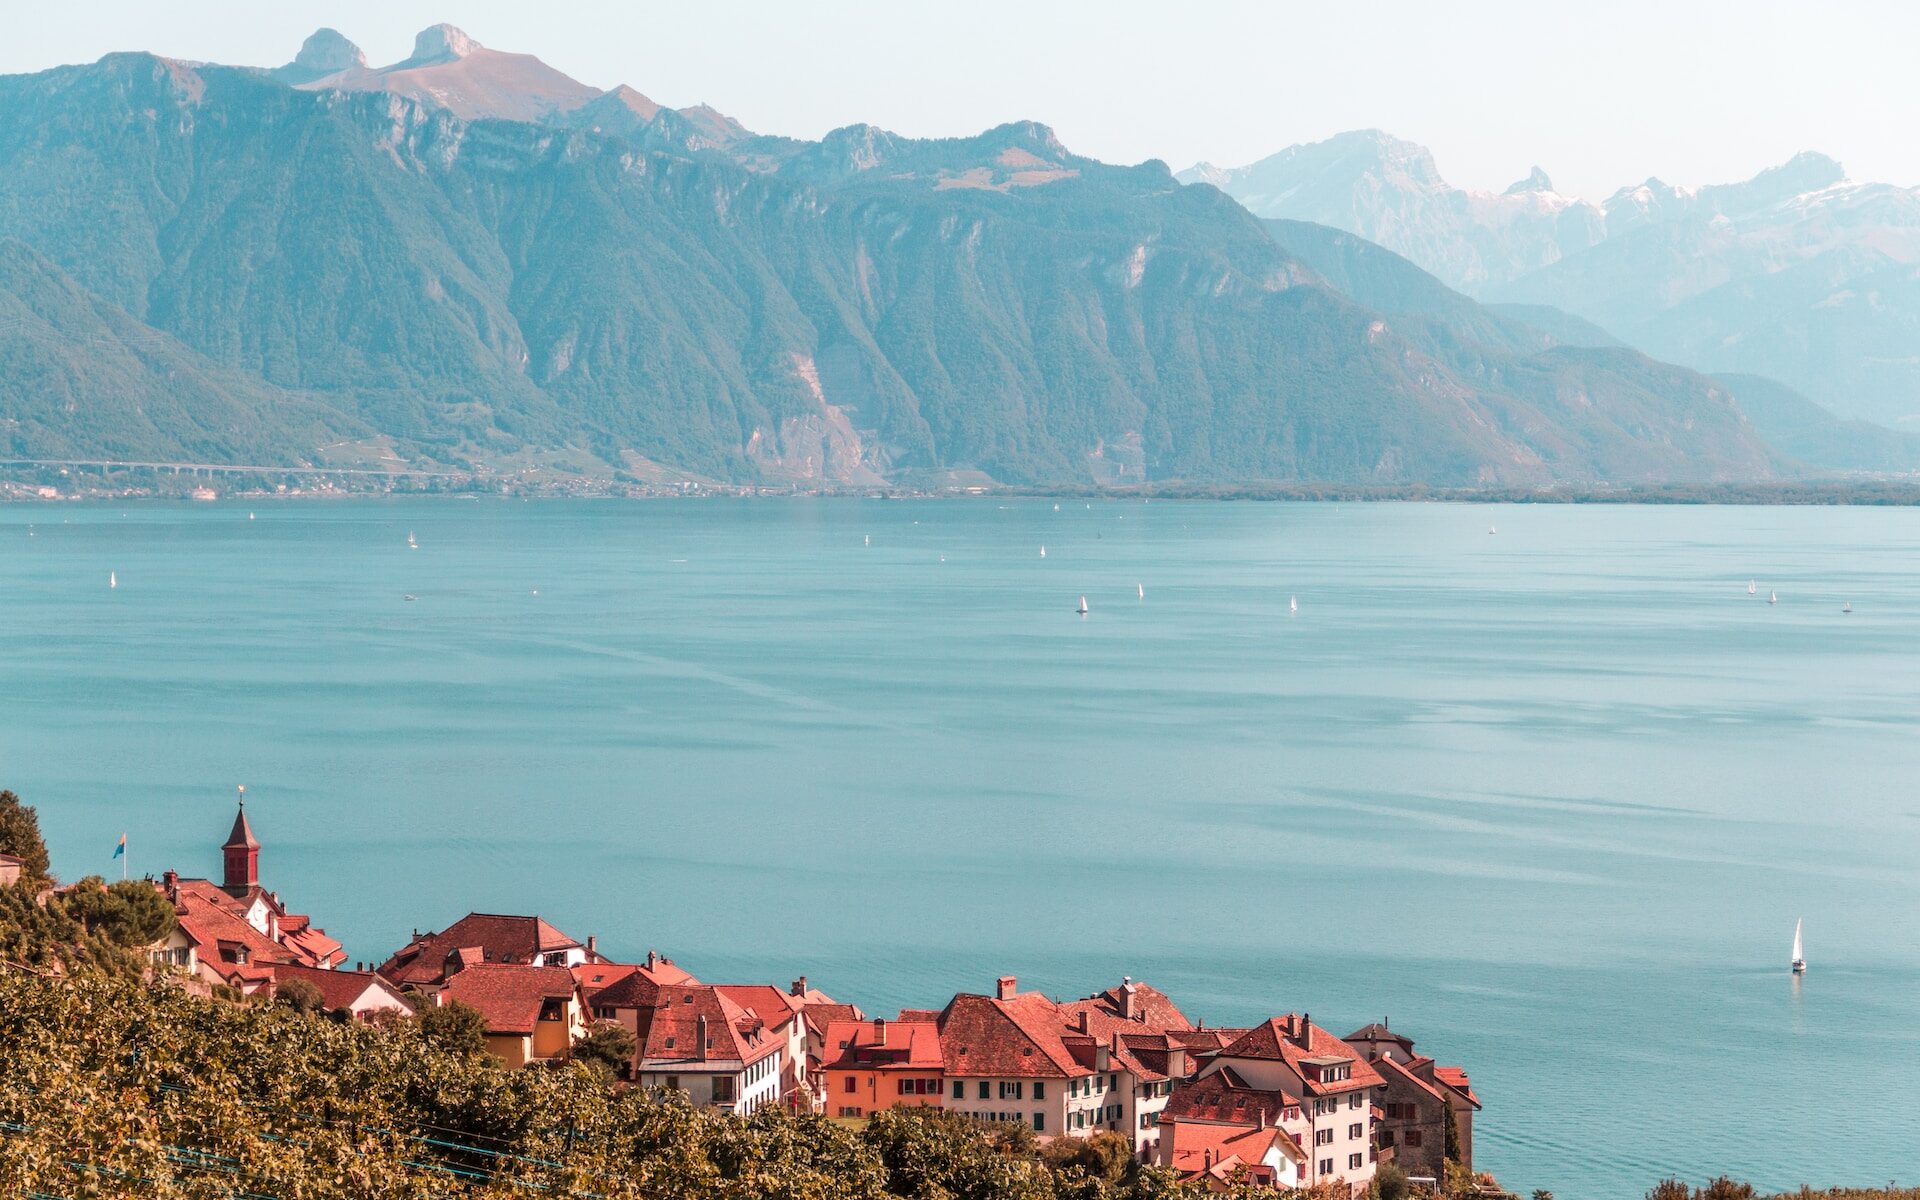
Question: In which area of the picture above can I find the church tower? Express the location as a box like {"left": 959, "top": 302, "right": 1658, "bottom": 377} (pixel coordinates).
{"left": 222, "top": 786, "right": 259, "bottom": 897}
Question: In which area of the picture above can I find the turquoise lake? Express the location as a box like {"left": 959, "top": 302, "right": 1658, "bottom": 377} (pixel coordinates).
{"left": 4, "top": 498, "right": 1918, "bottom": 1198}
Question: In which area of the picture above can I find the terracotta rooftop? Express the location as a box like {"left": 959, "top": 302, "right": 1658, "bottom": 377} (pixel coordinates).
{"left": 441, "top": 964, "right": 578, "bottom": 1036}
{"left": 1216, "top": 1015, "right": 1383, "bottom": 1095}
{"left": 377, "top": 912, "right": 583, "bottom": 987}
{"left": 1434, "top": 1065, "right": 1480, "bottom": 1108}
{"left": 824, "top": 1018, "right": 944, "bottom": 1071}
{"left": 937, "top": 983, "right": 1092, "bottom": 1079}
{"left": 1164, "top": 1074, "right": 1301, "bottom": 1125}
{"left": 1067, "top": 977, "right": 1193, "bottom": 1033}
{"left": 637, "top": 984, "right": 783, "bottom": 1069}
{"left": 272, "top": 962, "right": 408, "bottom": 1014}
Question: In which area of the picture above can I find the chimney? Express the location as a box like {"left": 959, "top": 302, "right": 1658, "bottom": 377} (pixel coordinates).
{"left": 874, "top": 1017, "right": 888, "bottom": 1045}
{"left": 162, "top": 869, "right": 178, "bottom": 898}
{"left": 647, "top": 949, "right": 659, "bottom": 969}
{"left": 791, "top": 975, "right": 807, "bottom": 997}
{"left": 1297, "top": 1012, "right": 1312, "bottom": 1049}
{"left": 1120, "top": 976, "right": 1137, "bottom": 1020}
{"left": 1205, "top": 1149, "right": 1215, "bottom": 1171}
{"left": 1168, "top": 1046, "right": 1188, "bottom": 1078}
{"left": 1258, "top": 1105, "right": 1268, "bottom": 1130}
{"left": 696, "top": 1014, "right": 708, "bottom": 1061}
{"left": 996, "top": 975, "right": 1017, "bottom": 1001}
{"left": 1078, "top": 1010, "right": 1090, "bottom": 1033}
{"left": 586, "top": 935, "right": 597, "bottom": 957}
{"left": 1095, "top": 1044, "right": 1110, "bottom": 1071}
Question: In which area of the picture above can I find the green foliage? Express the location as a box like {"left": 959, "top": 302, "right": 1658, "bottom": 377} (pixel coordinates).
{"left": 571, "top": 1019, "right": 638, "bottom": 1077}
{"left": 53, "top": 876, "right": 177, "bottom": 947}
{"left": 1442, "top": 1096, "right": 1461, "bottom": 1165}
{"left": 417, "top": 998, "right": 492, "bottom": 1058}
{"left": 1530, "top": 1191, "right": 1554, "bottom": 1200}
{"left": 0, "top": 790, "right": 49, "bottom": 881}
{"left": 1372, "top": 1161, "right": 1410, "bottom": 1200}
{"left": 278, "top": 975, "right": 326, "bottom": 1015}
{"left": 1649, "top": 1182, "right": 1694, "bottom": 1200}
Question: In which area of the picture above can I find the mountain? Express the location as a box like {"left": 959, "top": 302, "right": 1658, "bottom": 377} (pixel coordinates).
{"left": 1713, "top": 373, "right": 1920, "bottom": 474}
{"left": 1180, "top": 131, "right": 1608, "bottom": 292}
{"left": 0, "top": 35, "right": 1789, "bottom": 487}
{"left": 1189, "top": 133, "right": 1920, "bottom": 427}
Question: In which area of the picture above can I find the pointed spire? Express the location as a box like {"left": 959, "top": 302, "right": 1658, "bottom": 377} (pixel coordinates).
{"left": 225, "top": 784, "right": 258, "bottom": 850}
{"left": 222, "top": 785, "right": 260, "bottom": 895}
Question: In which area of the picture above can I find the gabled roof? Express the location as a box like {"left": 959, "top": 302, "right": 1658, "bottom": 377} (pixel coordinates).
{"left": 1347, "top": 1022, "right": 1415, "bottom": 1050}
{"left": 937, "top": 989, "right": 1090, "bottom": 1079}
{"left": 637, "top": 984, "right": 783, "bottom": 1069}
{"left": 441, "top": 964, "right": 578, "bottom": 1036}
{"left": 713, "top": 984, "right": 803, "bottom": 1031}
{"left": 823, "top": 1019, "right": 944, "bottom": 1071}
{"left": 1216, "top": 1015, "right": 1383, "bottom": 1095}
{"left": 168, "top": 879, "right": 296, "bottom": 976}
{"left": 1434, "top": 1065, "right": 1481, "bottom": 1108}
{"left": 574, "top": 956, "right": 700, "bottom": 1007}
{"left": 1166, "top": 1120, "right": 1304, "bottom": 1184}
{"left": 272, "top": 962, "right": 409, "bottom": 1013}
{"left": 1068, "top": 978, "right": 1193, "bottom": 1032}
{"left": 1164, "top": 1075, "right": 1301, "bottom": 1125}
{"left": 377, "top": 912, "right": 583, "bottom": 987}
{"left": 801, "top": 1002, "right": 864, "bottom": 1043}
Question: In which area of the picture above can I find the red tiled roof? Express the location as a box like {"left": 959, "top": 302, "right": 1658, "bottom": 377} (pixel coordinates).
{"left": 441, "top": 964, "right": 578, "bottom": 1036}
{"left": 169, "top": 880, "right": 296, "bottom": 975}
{"left": 1434, "top": 1066, "right": 1480, "bottom": 1108}
{"left": 896, "top": 1008, "right": 942, "bottom": 1022}
{"left": 824, "top": 1019, "right": 944, "bottom": 1071}
{"left": 377, "top": 912, "right": 583, "bottom": 988}
{"left": 802, "top": 1002, "right": 864, "bottom": 1042}
{"left": 1164, "top": 1077, "right": 1301, "bottom": 1125}
{"left": 937, "top": 989, "right": 1091, "bottom": 1079}
{"left": 1166, "top": 1121, "right": 1303, "bottom": 1183}
{"left": 637, "top": 984, "right": 783, "bottom": 1068}
{"left": 1347, "top": 1022, "right": 1415, "bottom": 1049}
{"left": 272, "top": 963, "right": 409, "bottom": 1014}
{"left": 1216, "top": 1015, "right": 1384, "bottom": 1095}
{"left": 714, "top": 984, "right": 803, "bottom": 1031}
{"left": 1068, "top": 978, "right": 1193, "bottom": 1033}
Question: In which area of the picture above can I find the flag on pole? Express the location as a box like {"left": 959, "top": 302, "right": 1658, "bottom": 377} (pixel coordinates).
{"left": 113, "top": 833, "right": 126, "bottom": 859}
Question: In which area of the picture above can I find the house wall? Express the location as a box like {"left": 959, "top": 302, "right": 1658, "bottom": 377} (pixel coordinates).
{"left": 1202, "top": 1058, "right": 1375, "bottom": 1192}
{"left": 1377, "top": 1082, "right": 1446, "bottom": 1178}
{"left": 1449, "top": 1094, "right": 1474, "bottom": 1172}
{"left": 825, "top": 1068, "right": 944, "bottom": 1118}
{"left": 486, "top": 1034, "right": 532, "bottom": 1069}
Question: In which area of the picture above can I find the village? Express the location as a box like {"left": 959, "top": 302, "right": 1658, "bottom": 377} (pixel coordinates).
{"left": 1, "top": 799, "right": 1483, "bottom": 1197}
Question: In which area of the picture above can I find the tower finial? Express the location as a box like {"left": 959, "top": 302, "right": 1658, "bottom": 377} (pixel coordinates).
{"left": 237, "top": 783, "right": 246, "bottom": 808}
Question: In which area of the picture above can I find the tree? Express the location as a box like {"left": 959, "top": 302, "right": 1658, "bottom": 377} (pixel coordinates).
{"left": 0, "top": 790, "right": 49, "bottom": 882}
{"left": 1442, "top": 1096, "right": 1461, "bottom": 1166}
{"left": 571, "top": 1019, "right": 636, "bottom": 1077}
{"left": 1374, "top": 1161, "right": 1411, "bottom": 1200}
{"left": 1698, "top": 1180, "right": 1756, "bottom": 1200}
{"left": 1040, "top": 1130, "right": 1135, "bottom": 1184}
{"left": 277, "top": 976, "right": 326, "bottom": 1015}
{"left": 418, "top": 998, "right": 491, "bottom": 1057}
{"left": 1531, "top": 1190, "right": 1555, "bottom": 1200}
{"left": 55, "top": 878, "right": 175, "bottom": 947}
{"left": 1648, "top": 1181, "right": 1692, "bottom": 1200}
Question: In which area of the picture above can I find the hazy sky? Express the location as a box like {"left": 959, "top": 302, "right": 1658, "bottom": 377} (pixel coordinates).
{"left": 11, "top": 1, "right": 1920, "bottom": 199}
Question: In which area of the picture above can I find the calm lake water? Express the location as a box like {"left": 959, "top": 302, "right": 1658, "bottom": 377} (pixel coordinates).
{"left": 4, "top": 499, "right": 1918, "bottom": 1197}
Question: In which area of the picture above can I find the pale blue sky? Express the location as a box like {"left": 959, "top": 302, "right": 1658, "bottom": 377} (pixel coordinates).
{"left": 11, "top": 1, "right": 1918, "bottom": 199}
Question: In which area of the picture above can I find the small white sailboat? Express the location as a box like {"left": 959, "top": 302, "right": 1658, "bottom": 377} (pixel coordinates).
{"left": 1769, "top": 590, "right": 1777, "bottom": 605}
{"left": 939, "top": 554, "right": 946, "bottom": 563}
{"left": 1039, "top": 546, "right": 1047, "bottom": 558}
{"left": 407, "top": 531, "right": 417, "bottom": 550}
{"left": 1076, "top": 595, "right": 1089, "bottom": 615}
{"left": 1289, "top": 595, "right": 1298, "bottom": 615}
{"left": 404, "top": 594, "right": 417, "bottom": 602}
{"left": 1137, "top": 583, "right": 1145, "bottom": 600}
{"left": 1054, "top": 503, "right": 1061, "bottom": 512}
{"left": 109, "top": 571, "right": 117, "bottom": 589}
{"left": 864, "top": 534, "right": 870, "bottom": 547}
{"left": 248, "top": 512, "right": 255, "bottom": 521}
{"left": 1843, "top": 601, "right": 1853, "bottom": 614}
{"left": 1489, "top": 525, "right": 1497, "bottom": 535}
{"left": 1791, "top": 918, "right": 1806, "bottom": 974}
{"left": 1747, "top": 580, "right": 1756, "bottom": 595}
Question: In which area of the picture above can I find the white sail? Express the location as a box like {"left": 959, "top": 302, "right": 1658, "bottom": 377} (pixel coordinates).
{"left": 1791, "top": 918, "right": 1805, "bottom": 971}
{"left": 1748, "top": 580, "right": 1756, "bottom": 595}
{"left": 1289, "top": 595, "right": 1297, "bottom": 614}
{"left": 1039, "top": 546, "right": 1046, "bottom": 558}
{"left": 109, "top": 571, "right": 116, "bottom": 589}
{"left": 1138, "top": 583, "right": 1145, "bottom": 599}
{"left": 1077, "top": 595, "right": 1088, "bottom": 615}
{"left": 1769, "top": 590, "right": 1777, "bottom": 605}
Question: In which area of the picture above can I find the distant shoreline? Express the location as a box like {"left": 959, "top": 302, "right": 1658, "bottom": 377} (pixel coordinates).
{"left": 8, "top": 478, "right": 1920, "bottom": 506}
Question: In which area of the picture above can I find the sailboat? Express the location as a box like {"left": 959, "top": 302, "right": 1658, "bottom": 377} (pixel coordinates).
{"left": 1489, "top": 525, "right": 1497, "bottom": 535}
{"left": 864, "top": 534, "right": 870, "bottom": 547}
{"left": 1076, "top": 596, "right": 1089, "bottom": 616}
{"left": 1039, "top": 546, "right": 1046, "bottom": 558}
{"left": 1137, "top": 583, "right": 1145, "bottom": 600}
{"left": 1748, "top": 580, "right": 1757, "bottom": 595}
{"left": 1843, "top": 601, "right": 1853, "bottom": 614}
{"left": 1791, "top": 919, "right": 1806, "bottom": 974}
{"left": 407, "top": 531, "right": 417, "bottom": 550}
{"left": 1769, "top": 590, "right": 1777, "bottom": 605}
{"left": 109, "top": 571, "right": 117, "bottom": 589}
{"left": 1289, "top": 595, "right": 1298, "bottom": 615}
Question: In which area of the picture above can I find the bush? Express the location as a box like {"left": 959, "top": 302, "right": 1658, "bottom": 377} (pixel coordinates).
{"left": 277, "top": 975, "right": 325, "bottom": 1015}
{"left": 1373, "top": 1160, "right": 1410, "bottom": 1200}
{"left": 571, "top": 1019, "right": 637, "bottom": 1077}
{"left": 0, "top": 790, "right": 49, "bottom": 882}
{"left": 417, "top": 997, "right": 491, "bottom": 1057}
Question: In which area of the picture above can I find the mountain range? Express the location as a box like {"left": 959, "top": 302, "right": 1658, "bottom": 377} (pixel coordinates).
{"left": 1184, "top": 133, "right": 1920, "bottom": 429}
{"left": 0, "top": 27, "right": 1903, "bottom": 488}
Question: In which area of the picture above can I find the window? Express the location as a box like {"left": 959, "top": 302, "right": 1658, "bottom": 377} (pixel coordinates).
{"left": 1094, "top": 1075, "right": 1105, "bottom": 1093}
{"left": 1349, "top": 1123, "right": 1363, "bottom": 1140}
{"left": 953, "top": 1081, "right": 965, "bottom": 1100}
{"left": 1110, "top": 1074, "right": 1119, "bottom": 1090}
{"left": 665, "top": 1076, "right": 679, "bottom": 1092}
{"left": 712, "top": 1077, "right": 735, "bottom": 1103}
{"left": 1032, "top": 1113, "right": 1044, "bottom": 1132}
{"left": 1349, "top": 1153, "right": 1364, "bottom": 1171}
{"left": 1315, "top": 1129, "right": 1334, "bottom": 1146}
{"left": 1000, "top": 1082, "right": 1022, "bottom": 1100}
{"left": 978, "top": 1082, "right": 989, "bottom": 1100}
{"left": 1349, "top": 1091, "right": 1363, "bottom": 1109}
{"left": 1405, "top": 1130, "right": 1423, "bottom": 1148}
{"left": 1320, "top": 1159, "right": 1334, "bottom": 1177}
{"left": 1033, "top": 1082, "right": 1045, "bottom": 1100}
{"left": 839, "top": 1106, "right": 858, "bottom": 1117}
{"left": 844, "top": 1077, "right": 857, "bottom": 1093}
{"left": 1380, "top": 1131, "right": 1395, "bottom": 1146}
{"left": 898, "top": 1079, "right": 910, "bottom": 1095}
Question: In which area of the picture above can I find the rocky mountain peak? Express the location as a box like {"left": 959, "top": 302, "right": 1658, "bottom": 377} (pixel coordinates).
{"left": 408, "top": 24, "right": 481, "bottom": 66}
{"left": 1504, "top": 166, "right": 1554, "bottom": 195}
{"left": 293, "top": 28, "right": 366, "bottom": 75}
